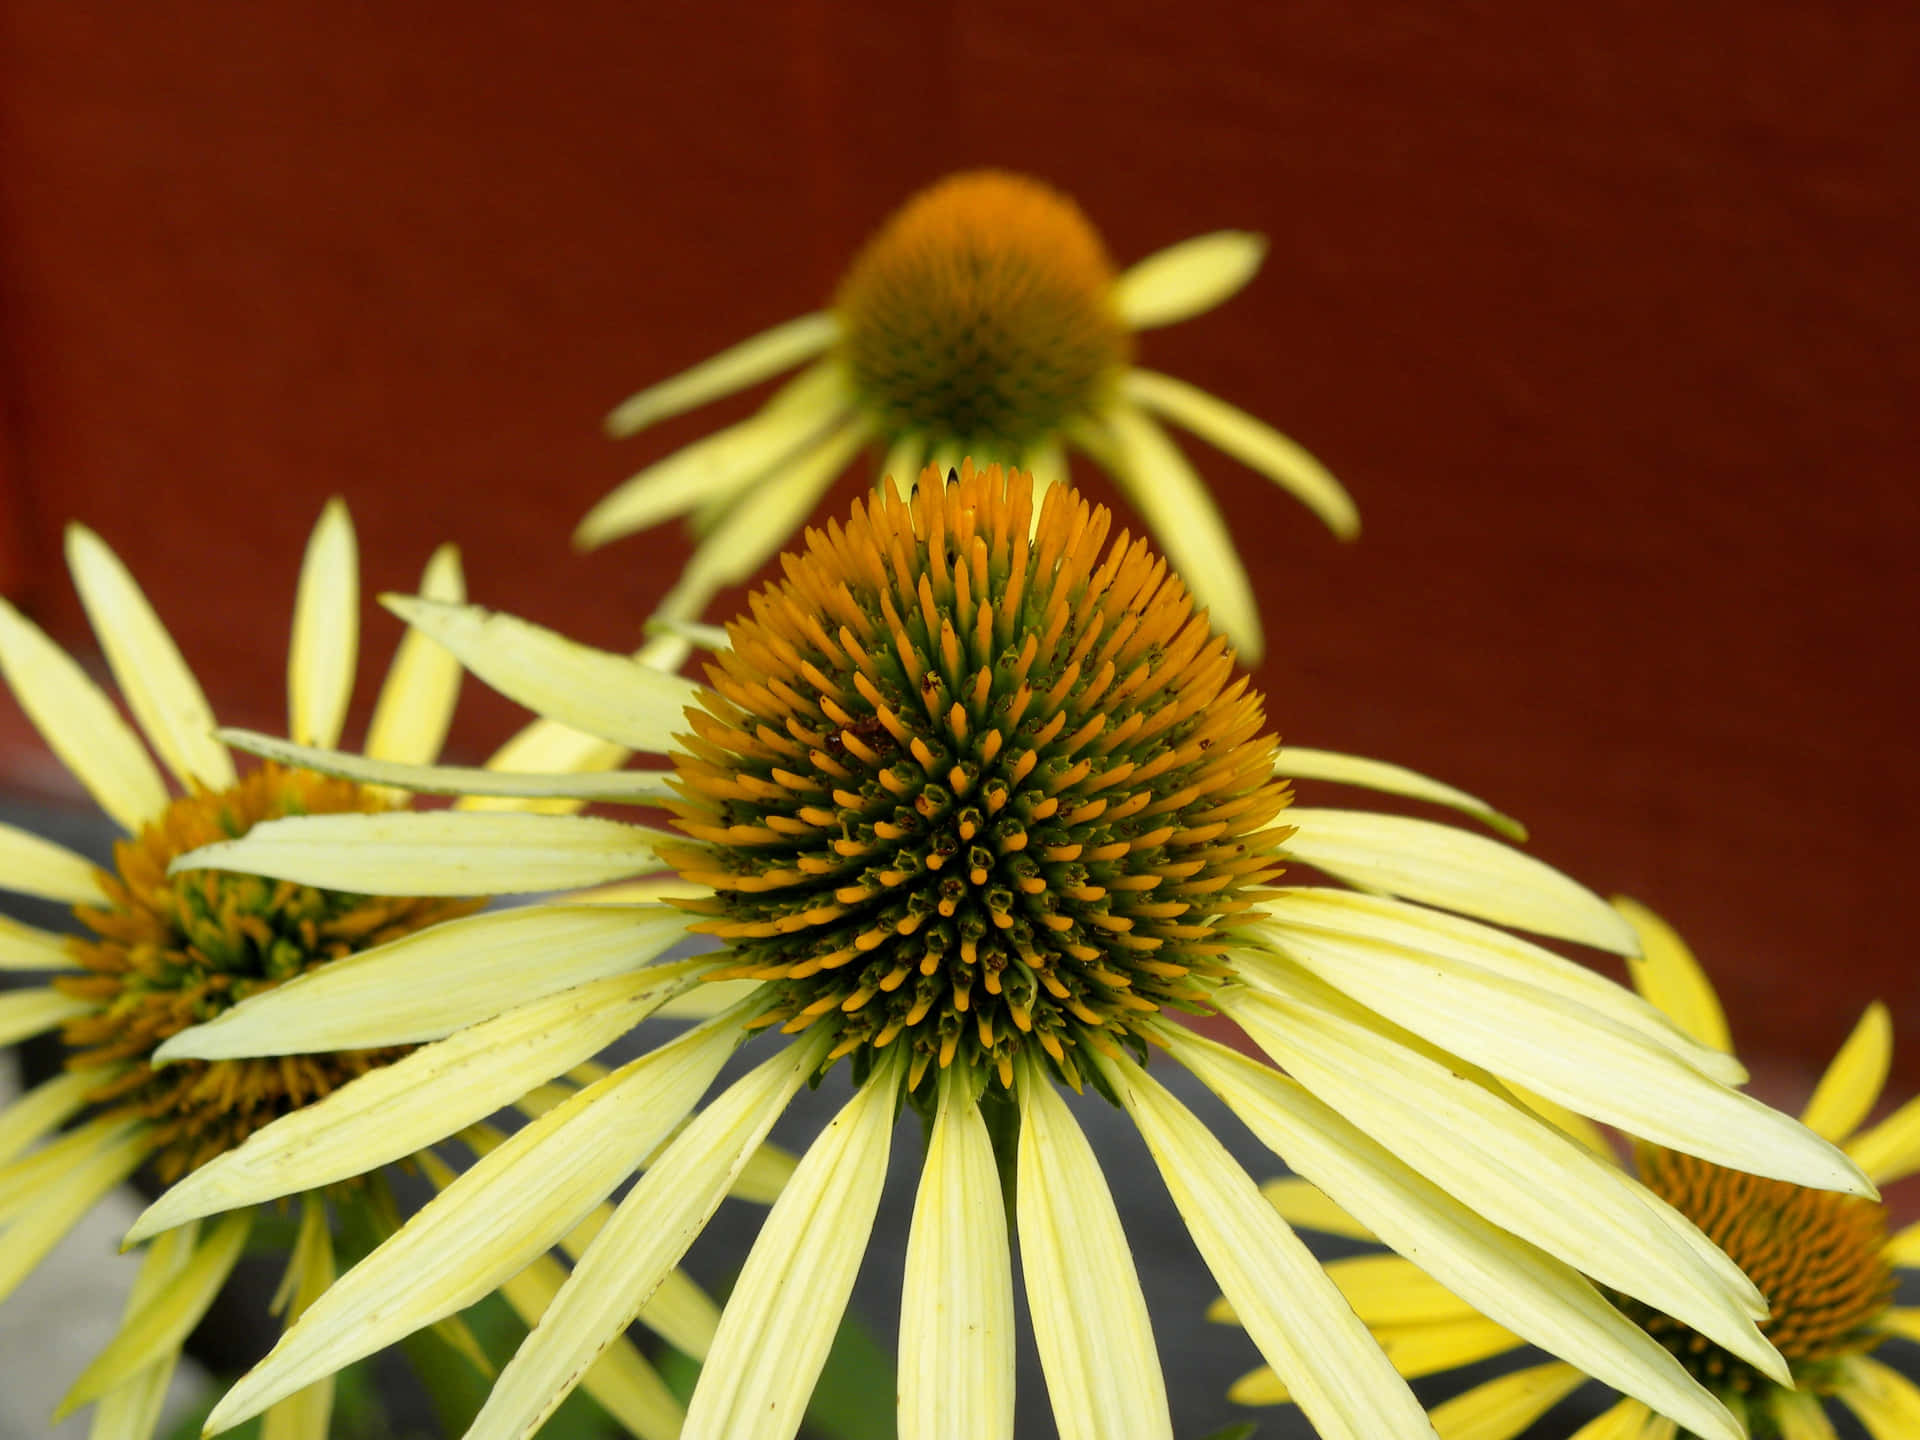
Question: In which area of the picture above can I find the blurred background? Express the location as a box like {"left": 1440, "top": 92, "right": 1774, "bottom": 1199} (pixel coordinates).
{"left": 0, "top": 3, "right": 1913, "bottom": 1436}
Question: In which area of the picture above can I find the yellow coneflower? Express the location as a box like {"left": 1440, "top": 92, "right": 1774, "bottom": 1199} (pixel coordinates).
{"left": 0, "top": 503, "right": 714, "bottom": 1440}
{"left": 151, "top": 466, "right": 1867, "bottom": 1440}
{"left": 1212, "top": 900, "right": 1920, "bottom": 1440}
{"left": 581, "top": 169, "right": 1357, "bottom": 660}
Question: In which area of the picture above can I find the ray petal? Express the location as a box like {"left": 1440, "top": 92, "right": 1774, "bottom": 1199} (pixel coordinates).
{"left": 1835, "top": 1356, "right": 1920, "bottom": 1439}
{"left": 0, "top": 821, "right": 108, "bottom": 904}
{"left": 603, "top": 312, "right": 840, "bottom": 438}
{"left": 286, "top": 499, "right": 358, "bottom": 751}
{"left": 1801, "top": 1002, "right": 1892, "bottom": 1144}
{"left": 1771, "top": 1390, "right": 1842, "bottom": 1440}
{"left": 362, "top": 541, "right": 465, "bottom": 783}
{"left": 1112, "top": 231, "right": 1266, "bottom": 330}
{"left": 83, "top": 1220, "right": 199, "bottom": 1440}
{"left": 1427, "top": 1362, "right": 1588, "bottom": 1440}
{"left": 0, "top": 1069, "right": 100, "bottom": 1165}
{"left": 1257, "top": 1176, "right": 1378, "bottom": 1241}
{"left": 0, "top": 912, "right": 79, "bottom": 970}
{"left": 1844, "top": 1091, "right": 1920, "bottom": 1187}
{"left": 0, "top": 987, "right": 91, "bottom": 1046}
{"left": 1611, "top": 899, "right": 1734, "bottom": 1051}
{"left": 1272, "top": 748, "right": 1521, "bottom": 838}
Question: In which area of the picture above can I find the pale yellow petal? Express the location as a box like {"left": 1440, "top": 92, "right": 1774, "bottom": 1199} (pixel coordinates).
{"left": 1102, "top": 402, "right": 1262, "bottom": 660}
{"left": 1611, "top": 898, "right": 1733, "bottom": 1051}
{"left": 900, "top": 1069, "right": 1014, "bottom": 1440}
{"left": 172, "top": 810, "right": 666, "bottom": 895}
{"left": 1283, "top": 809, "right": 1640, "bottom": 954}
{"left": 1016, "top": 1059, "right": 1172, "bottom": 1440}
{"left": 1257, "top": 1177, "right": 1377, "bottom": 1240}
{"left": 643, "top": 615, "right": 731, "bottom": 654}
{"left": 1123, "top": 367, "right": 1358, "bottom": 538}
{"left": 0, "top": 1116, "right": 134, "bottom": 1221}
{"left": 1429, "top": 1362, "right": 1588, "bottom": 1440}
{"left": 84, "top": 1222, "right": 199, "bottom": 1440}
{"left": 201, "top": 1017, "right": 753, "bottom": 1433}
{"left": 464, "top": 726, "right": 628, "bottom": 816}
{"left": 1500, "top": 1080, "right": 1618, "bottom": 1160}
{"left": 0, "top": 820, "right": 108, "bottom": 904}
{"left": 681, "top": 1054, "right": 901, "bottom": 1440}
{"left": 259, "top": 1202, "right": 337, "bottom": 1440}
{"left": 1802, "top": 1002, "right": 1892, "bottom": 1143}
{"left": 0, "top": 1069, "right": 100, "bottom": 1165}
{"left": 1112, "top": 231, "right": 1266, "bottom": 330}
{"left": 0, "top": 600, "right": 169, "bottom": 830}
{"left": 362, "top": 541, "right": 464, "bottom": 781}
{"left": 384, "top": 595, "right": 695, "bottom": 751}
{"left": 130, "top": 968, "right": 699, "bottom": 1240}
{"left": 0, "top": 987, "right": 90, "bottom": 1046}
{"left": 0, "top": 1127, "right": 150, "bottom": 1301}
{"left": 1836, "top": 1354, "right": 1920, "bottom": 1439}
{"left": 286, "top": 499, "right": 358, "bottom": 751}
{"left": 67, "top": 523, "right": 234, "bottom": 792}
{"left": 655, "top": 977, "right": 761, "bottom": 1020}
{"left": 1319, "top": 1254, "right": 1480, "bottom": 1326}
{"left": 158, "top": 904, "right": 695, "bottom": 1059}
{"left": 1273, "top": 748, "right": 1521, "bottom": 838}
{"left": 729, "top": 1139, "right": 799, "bottom": 1205}
{"left": 604, "top": 312, "right": 840, "bottom": 438}
{"left": 1098, "top": 1049, "right": 1434, "bottom": 1440}
{"left": 1226, "top": 1366, "right": 1289, "bottom": 1406}
{"left": 220, "top": 727, "right": 675, "bottom": 805}
{"left": 0, "top": 912, "right": 78, "bottom": 970}
{"left": 57, "top": 1212, "right": 252, "bottom": 1417}
{"left": 1771, "top": 1389, "right": 1841, "bottom": 1440}
{"left": 1236, "top": 930, "right": 1867, "bottom": 1192}
{"left": 878, "top": 432, "right": 924, "bottom": 502}
{"left": 458, "top": 1032, "right": 832, "bottom": 1440}
{"left": 1025, "top": 437, "right": 1069, "bottom": 521}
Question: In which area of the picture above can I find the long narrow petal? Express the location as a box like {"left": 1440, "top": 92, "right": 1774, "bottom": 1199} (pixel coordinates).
{"left": 85, "top": 1221, "right": 200, "bottom": 1440}
{"left": 1214, "top": 984, "right": 1787, "bottom": 1384}
{"left": 681, "top": 1053, "right": 901, "bottom": 1440}
{"left": 1124, "top": 367, "right": 1359, "bottom": 538}
{"left": 1250, "top": 891, "right": 1743, "bottom": 1084}
{"left": 900, "top": 1069, "right": 1014, "bottom": 1440}
{"left": 286, "top": 499, "right": 358, "bottom": 751}
{"left": 1273, "top": 748, "right": 1521, "bottom": 838}
{"left": 1016, "top": 1058, "right": 1172, "bottom": 1440}
{"left": 1112, "top": 231, "right": 1266, "bottom": 330}
{"left": 56, "top": 1212, "right": 252, "bottom": 1417}
{"left": 260, "top": 1197, "right": 337, "bottom": 1440}
{"left": 1427, "top": 1362, "right": 1588, "bottom": 1440}
{"left": 0, "top": 987, "right": 90, "bottom": 1046}
{"left": 0, "top": 601, "right": 168, "bottom": 831}
{"left": 201, "top": 1017, "right": 754, "bottom": 1433}
{"left": 1316, "top": 1254, "right": 1481, "bottom": 1325}
{"left": 1835, "top": 1356, "right": 1920, "bottom": 1440}
{"left": 0, "top": 1069, "right": 100, "bottom": 1165}
{"left": 67, "top": 524, "right": 235, "bottom": 793}
{"left": 220, "top": 728, "right": 676, "bottom": 805}
{"left": 1165, "top": 1027, "right": 1742, "bottom": 1440}
{"left": 1098, "top": 1049, "right": 1434, "bottom": 1440}
{"left": 1258, "top": 1177, "right": 1378, "bottom": 1240}
{"left": 1771, "top": 1390, "right": 1842, "bottom": 1440}
{"left": 1282, "top": 809, "right": 1639, "bottom": 954}
{"left": 1237, "top": 932, "right": 1864, "bottom": 1188}
{"left": 603, "top": 312, "right": 840, "bottom": 437}
{"left": 0, "top": 821, "right": 108, "bottom": 904}
{"left": 461, "top": 1032, "right": 833, "bottom": 1440}
{"left": 1102, "top": 402, "right": 1262, "bottom": 659}
{"left": 0, "top": 912, "right": 78, "bottom": 970}
{"left": 1848, "top": 1093, "right": 1920, "bottom": 1187}
{"left": 362, "top": 542, "right": 465, "bottom": 780}
{"left": 0, "top": 1126, "right": 151, "bottom": 1301}
{"left": 171, "top": 810, "right": 666, "bottom": 895}
{"left": 0, "top": 1116, "right": 132, "bottom": 1220}
{"left": 1612, "top": 899, "right": 1733, "bottom": 1051}
{"left": 130, "top": 968, "right": 698, "bottom": 1240}
{"left": 384, "top": 595, "right": 696, "bottom": 752}
{"left": 1801, "top": 1002, "right": 1892, "bottom": 1143}
{"left": 584, "top": 363, "right": 851, "bottom": 548}
{"left": 1567, "top": 1398, "right": 1656, "bottom": 1440}
{"left": 158, "top": 905, "right": 695, "bottom": 1059}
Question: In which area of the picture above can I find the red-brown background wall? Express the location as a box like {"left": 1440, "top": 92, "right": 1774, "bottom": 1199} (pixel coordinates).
{"left": 1, "top": 5, "right": 1914, "bottom": 1092}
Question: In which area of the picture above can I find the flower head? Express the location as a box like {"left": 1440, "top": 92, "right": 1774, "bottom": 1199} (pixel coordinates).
{"left": 1214, "top": 899, "right": 1920, "bottom": 1439}
{"left": 582, "top": 169, "right": 1360, "bottom": 661}
{"left": 163, "top": 468, "right": 1871, "bottom": 1440}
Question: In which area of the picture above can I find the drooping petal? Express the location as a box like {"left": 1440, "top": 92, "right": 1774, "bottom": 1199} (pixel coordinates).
{"left": 1272, "top": 748, "right": 1521, "bottom": 839}
{"left": 0, "top": 1116, "right": 134, "bottom": 1222}
{"left": 1235, "top": 932, "right": 1863, "bottom": 1188}
{"left": 0, "top": 821, "right": 107, "bottom": 904}
{"left": 0, "top": 600, "right": 169, "bottom": 831}
{"left": 1770, "top": 1389, "right": 1842, "bottom": 1440}
{"left": 384, "top": 595, "right": 697, "bottom": 752}
{"left": 458, "top": 1032, "right": 832, "bottom": 1440}
{"left": 1836, "top": 1355, "right": 1920, "bottom": 1438}
{"left": 1884, "top": 1219, "right": 1920, "bottom": 1266}
{"left": 67, "top": 524, "right": 235, "bottom": 793}
{"left": 157, "top": 905, "right": 695, "bottom": 1059}
{"left": 286, "top": 499, "right": 358, "bottom": 751}
{"left": 0, "top": 1069, "right": 99, "bottom": 1165}
{"left": 56, "top": 1211, "right": 252, "bottom": 1417}
{"left": 200, "top": 1017, "right": 755, "bottom": 1434}
{"left": 603, "top": 312, "right": 840, "bottom": 438}
{"left": 681, "top": 1053, "right": 902, "bottom": 1440}
{"left": 1098, "top": 1049, "right": 1435, "bottom": 1440}
{"left": 220, "top": 728, "right": 676, "bottom": 805}
{"left": 1612, "top": 899, "right": 1734, "bottom": 1051}
{"left": 1101, "top": 403, "right": 1262, "bottom": 660}
{"left": 1123, "top": 368, "right": 1359, "bottom": 539}
{"left": 1844, "top": 1092, "right": 1920, "bottom": 1187}
{"left": 259, "top": 1196, "right": 337, "bottom": 1440}
{"left": 1314, "top": 1254, "right": 1482, "bottom": 1326}
{"left": 1500, "top": 1080, "right": 1619, "bottom": 1160}
{"left": 0, "top": 913, "right": 78, "bottom": 970}
{"left": 1257, "top": 1177, "right": 1378, "bottom": 1241}
{"left": 1282, "top": 809, "right": 1640, "bottom": 954}
{"left": 1016, "top": 1059, "right": 1172, "bottom": 1440}
{"left": 1801, "top": 1002, "right": 1892, "bottom": 1144}
{"left": 171, "top": 810, "right": 667, "bottom": 895}
{"left": 1426, "top": 1361, "right": 1588, "bottom": 1440}
{"left": 1112, "top": 231, "right": 1266, "bottom": 330}
{"left": 130, "top": 968, "right": 700, "bottom": 1240}
{"left": 899, "top": 1069, "right": 1015, "bottom": 1440}
{"left": 84, "top": 1221, "right": 199, "bottom": 1440}
{"left": 1566, "top": 1399, "right": 1658, "bottom": 1440}
{"left": 1164, "top": 1027, "right": 1738, "bottom": 1440}
{"left": 362, "top": 541, "right": 464, "bottom": 782}
{"left": 0, "top": 987, "right": 90, "bottom": 1046}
